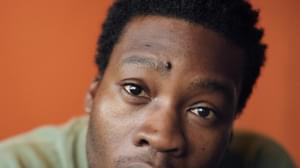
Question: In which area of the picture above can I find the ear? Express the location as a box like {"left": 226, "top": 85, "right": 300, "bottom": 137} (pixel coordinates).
{"left": 85, "top": 77, "right": 101, "bottom": 113}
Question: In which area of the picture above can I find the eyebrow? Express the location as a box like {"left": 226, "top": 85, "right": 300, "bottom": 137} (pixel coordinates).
{"left": 121, "top": 55, "right": 171, "bottom": 75}
{"left": 188, "top": 79, "right": 233, "bottom": 99}
{"left": 122, "top": 56, "right": 234, "bottom": 98}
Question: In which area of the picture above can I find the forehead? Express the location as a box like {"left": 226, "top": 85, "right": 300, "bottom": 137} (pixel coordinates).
{"left": 110, "top": 16, "right": 244, "bottom": 83}
{"left": 119, "top": 16, "right": 238, "bottom": 57}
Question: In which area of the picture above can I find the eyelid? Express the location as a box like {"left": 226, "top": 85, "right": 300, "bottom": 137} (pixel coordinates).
{"left": 189, "top": 102, "right": 218, "bottom": 112}
{"left": 119, "top": 79, "right": 151, "bottom": 99}
{"left": 123, "top": 83, "right": 148, "bottom": 97}
{"left": 120, "top": 79, "right": 150, "bottom": 93}
{"left": 187, "top": 102, "right": 219, "bottom": 118}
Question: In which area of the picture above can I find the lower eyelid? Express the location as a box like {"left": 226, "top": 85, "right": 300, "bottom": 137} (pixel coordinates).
{"left": 124, "top": 84, "right": 148, "bottom": 97}
{"left": 120, "top": 85, "right": 151, "bottom": 104}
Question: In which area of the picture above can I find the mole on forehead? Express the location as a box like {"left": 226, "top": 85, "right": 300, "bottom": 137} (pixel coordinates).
{"left": 122, "top": 55, "right": 172, "bottom": 74}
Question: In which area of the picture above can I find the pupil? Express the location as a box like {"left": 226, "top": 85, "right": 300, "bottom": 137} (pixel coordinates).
{"left": 198, "top": 108, "right": 209, "bottom": 117}
{"left": 130, "top": 85, "right": 141, "bottom": 95}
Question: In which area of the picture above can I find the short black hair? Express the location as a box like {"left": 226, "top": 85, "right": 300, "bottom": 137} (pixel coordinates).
{"left": 96, "top": 0, "right": 266, "bottom": 113}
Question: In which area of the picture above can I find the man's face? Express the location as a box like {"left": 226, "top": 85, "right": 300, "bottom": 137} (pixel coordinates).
{"left": 87, "top": 16, "right": 244, "bottom": 168}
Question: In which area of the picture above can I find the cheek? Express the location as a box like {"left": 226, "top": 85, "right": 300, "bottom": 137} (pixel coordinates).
{"left": 88, "top": 90, "right": 138, "bottom": 161}
{"left": 187, "top": 127, "right": 231, "bottom": 167}
{"left": 91, "top": 97, "right": 124, "bottom": 144}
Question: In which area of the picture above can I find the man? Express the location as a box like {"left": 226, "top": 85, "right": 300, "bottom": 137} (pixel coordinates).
{"left": 0, "top": 0, "right": 296, "bottom": 168}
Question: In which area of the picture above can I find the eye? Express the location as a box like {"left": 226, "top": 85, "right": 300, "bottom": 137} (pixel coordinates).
{"left": 123, "top": 83, "right": 148, "bottom": 97}
{"left": 188, "top": 105, "right": 216, "bottom": 120}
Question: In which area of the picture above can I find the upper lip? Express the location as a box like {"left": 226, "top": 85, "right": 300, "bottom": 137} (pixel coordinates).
{"left": 117, "top": 151, "right": 174, "bottom": 168}
{"left": 128, "top": 162, "right": 153, "bottom": 168}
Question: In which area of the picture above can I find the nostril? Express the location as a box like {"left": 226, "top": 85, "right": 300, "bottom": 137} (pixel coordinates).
{"left": 138, "top": 139, "right": 150, "bottom": 146}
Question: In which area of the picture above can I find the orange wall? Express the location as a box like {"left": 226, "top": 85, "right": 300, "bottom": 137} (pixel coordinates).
{"left": 236, "top": 0, "right": 300, "bottom": 165}
{"left": 1, "top": 0, "right": 299, "bottom": 165}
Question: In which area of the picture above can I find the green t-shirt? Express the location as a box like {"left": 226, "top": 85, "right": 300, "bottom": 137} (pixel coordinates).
{"left": 0, "top": 117, "right": 88, "bottom": 168}
{"left": 0, "top": 116, "right": 296, "bottom": 168}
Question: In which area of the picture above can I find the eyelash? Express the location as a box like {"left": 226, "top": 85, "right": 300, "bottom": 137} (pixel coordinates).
{"left": 121, "top": 81, "right": 219, "bottom": 122}
{"left": 123, "top": 83, "right": 145, "bottom": 96}
{"left": 187, "top": 105, "right": 217, "bottom": 121}
{"left": 122, "top": 83, "right": 149, "bottom": 98}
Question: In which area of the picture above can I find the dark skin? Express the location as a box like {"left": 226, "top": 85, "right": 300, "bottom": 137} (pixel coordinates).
{"left": 86, "top": 16, "right": 244, "bottom": 168}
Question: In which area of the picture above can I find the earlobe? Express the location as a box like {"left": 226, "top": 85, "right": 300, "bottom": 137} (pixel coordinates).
{"left": 84, "top": 77, "right": 101, "bottom": 113}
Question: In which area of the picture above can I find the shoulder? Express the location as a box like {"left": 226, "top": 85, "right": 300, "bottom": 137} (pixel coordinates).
{"left": 0, "top": 116, "right": 88, "bottom": 168}
{"left": 224, "top": 130, "right": 296, "bottom": 168}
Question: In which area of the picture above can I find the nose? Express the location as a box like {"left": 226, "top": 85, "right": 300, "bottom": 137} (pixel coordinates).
{"left": 132, "top": 105, "right": 186, "bottom": 157}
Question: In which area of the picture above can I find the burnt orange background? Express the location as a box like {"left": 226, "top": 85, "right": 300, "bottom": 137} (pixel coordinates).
{"left": 1, "top": 0, "right": 299, "bottom": 166}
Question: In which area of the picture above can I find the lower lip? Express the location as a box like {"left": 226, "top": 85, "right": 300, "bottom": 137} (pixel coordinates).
{"left": 127, "top": 162, "right": 153, "bottom": 168}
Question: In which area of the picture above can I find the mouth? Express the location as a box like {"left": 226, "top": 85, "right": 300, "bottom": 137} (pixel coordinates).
{"left": 127, "top": 162, "right": 153, "bottom": 168}
{"left": 115, "top": 153, "right": 172, "bottom": 168}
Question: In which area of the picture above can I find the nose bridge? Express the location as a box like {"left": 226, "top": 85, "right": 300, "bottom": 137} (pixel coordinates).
{"left": 133, "top": 100, "right": 186, "bottom": 155}
{"left": 152, "top": 103, "right": 180, "bottom": 139}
